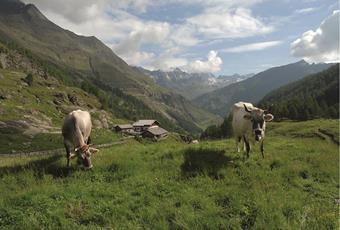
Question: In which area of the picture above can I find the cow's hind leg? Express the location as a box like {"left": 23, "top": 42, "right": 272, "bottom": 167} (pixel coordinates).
{"left": 243, "top": 135, "right": 250, "bottom": 158}
{"left": 260, "top": 140, "right": 264, "bottom": 158}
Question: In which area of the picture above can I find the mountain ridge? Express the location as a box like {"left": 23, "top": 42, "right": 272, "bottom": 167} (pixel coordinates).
{"left": 193, "top": 60, "right": 332, "bottom": 116}
{"left": 258, "top": 64, "right": 339, "bottom": 120}
{"left": 136, "top": 66, "right": 252, "bottom": 100}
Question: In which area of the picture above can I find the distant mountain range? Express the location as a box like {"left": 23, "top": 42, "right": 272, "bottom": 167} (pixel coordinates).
{"left": 258, "top": 64, "right": 339, "bottom": 120}
{"left": 193, "top": 60, "right": 333, "bottom": 116}
{"left": 0, "top": 0, "right": 221, "bottom": 133}
{"left": 136, "top": 67, "right": 253, "bottom": 100}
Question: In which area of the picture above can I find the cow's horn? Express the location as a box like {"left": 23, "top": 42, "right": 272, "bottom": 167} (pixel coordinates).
{"left": 244, "top": 104, "right": 252, "bottom": 113}
{"left": 89, "top": 147, "right": 99, "bottom": 153}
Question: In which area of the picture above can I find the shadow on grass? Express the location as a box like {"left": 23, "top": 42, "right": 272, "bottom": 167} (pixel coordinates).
{"left": 0, "top": 154, "right": 76, "bottom": 178}
{"left": 181, "top": 148, "right": 234, "bottom": 179}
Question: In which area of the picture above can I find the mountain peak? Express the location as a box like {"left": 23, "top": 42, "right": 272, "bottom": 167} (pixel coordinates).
{"left": 24, "top": 3, "right": 48, "bottom": 21}
{"left": 296, "top": 59, "right": 308, "bottom": 65}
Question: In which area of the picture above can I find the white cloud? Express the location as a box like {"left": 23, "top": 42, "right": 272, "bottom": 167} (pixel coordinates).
{"left": 22, "top": 0, "right": 273, "bottom": 71}
{"left": 170, "top": 25, "right": 200, "bottom": 47}
{"left": 291, "top": 10, "right": 339, "bottom": 63}
{"left": 183, "top": 50, "right": 222, "bottom": 73}
{"left": 294, "top": 7, "right": 317, "bottom": 14}
{"left": 144, "top": 47, "right": 188, "bottom": 71}
{"left": 222, "top": 40, "right": 283, "bottom": 53}
{"left": 187, "top": 8, "right": 273, "bottom": 39}
{"left": 22, "top": 0, "right": 106, "bottom": 23}
{"left": 119, "top": 51, "right": 155, "bottom": 66}
{"left": 112, "top": 22, "right": 170, "bottom": 55}
{"left": 150, "top": 57, "right": 188, "bottom": 71}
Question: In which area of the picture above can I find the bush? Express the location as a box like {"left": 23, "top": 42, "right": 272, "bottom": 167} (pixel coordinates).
{"left": 201, "top": 114, "right": 233, "bottom": 139}
{"left": 25, "top": 73, "right": 33, "bottom": 86}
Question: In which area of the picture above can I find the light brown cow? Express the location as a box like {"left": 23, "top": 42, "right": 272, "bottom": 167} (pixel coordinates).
{"left": 62, "top": 110, "right": 99, "bottom": 169}
{"left": 232, "top": 102, "right": 274, "bottom": 158}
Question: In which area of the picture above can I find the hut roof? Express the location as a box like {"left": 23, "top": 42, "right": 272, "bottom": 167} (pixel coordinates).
{"left": 146, "top": 127, "right": 168, "bottom": 136}
{"left": 133, "top": 120, "right": 159, "bottom": 126}
{"left": 116, "top": 124, "right": 133, "bottom": 129}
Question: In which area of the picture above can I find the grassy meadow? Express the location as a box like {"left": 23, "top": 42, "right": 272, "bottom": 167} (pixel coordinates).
{"left": 0, "top": 119, "right": 338, "bottom": 229}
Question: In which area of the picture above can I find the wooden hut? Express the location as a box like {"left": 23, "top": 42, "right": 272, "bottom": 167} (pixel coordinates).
{"left": 114, "top": 124, "right": 133, "bottom": 133}
{"left": 142, "top": 126, "right": 168, "bottom": 140}
{"left": 133, "top": 120, "right": 160, "bottom": 132}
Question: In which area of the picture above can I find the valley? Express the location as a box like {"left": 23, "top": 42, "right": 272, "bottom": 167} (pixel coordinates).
{"left": 0, "top": 1, "right": 338, "bottom": 229}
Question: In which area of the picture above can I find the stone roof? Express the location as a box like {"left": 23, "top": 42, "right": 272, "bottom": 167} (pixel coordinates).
{"left": 146, "top": 126, "right": 168, "bottom": 135}
{"left": 133, "top": 120, "right": 159, "bottom": 126}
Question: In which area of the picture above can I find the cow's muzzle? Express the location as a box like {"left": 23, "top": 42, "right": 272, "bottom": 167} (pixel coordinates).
{"left": 255, "top": 135, "right": 262, "bottom": 142}
{"left": 254, "top": 130, "right": 262, "bottom": 142}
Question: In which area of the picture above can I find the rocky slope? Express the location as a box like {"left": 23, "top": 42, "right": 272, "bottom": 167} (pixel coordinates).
{"left": 137, "top": 67, "right": 252, "bottom": 100}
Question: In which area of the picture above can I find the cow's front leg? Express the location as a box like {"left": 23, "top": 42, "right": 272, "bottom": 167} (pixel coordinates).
{"left": 260, "top": 140, "right": 264, "bottom": 158}
{"left": 64, "top": 143, "right": 72, "bottom": 167}
{"left": 235, "top": 136, "right": 241, "bottom": 153}
{"left": 243, "top": 135, "right": 250, "bottom": 158}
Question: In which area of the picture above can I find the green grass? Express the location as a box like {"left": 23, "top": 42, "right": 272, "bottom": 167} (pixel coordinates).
{"left": 0, "top": 120, "right": 338, "bottom": 229}
{"left": 0, "top": 129, "right": 120, "bottom": 154}
{"left": 268, "top": 119, "right": 339, "bottom": 143}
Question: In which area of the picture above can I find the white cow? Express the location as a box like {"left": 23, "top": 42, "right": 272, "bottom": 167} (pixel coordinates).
{"left": 232, "top": 102, "right": 274, "bottom": 158}
{"left": 62, "top": 110, "right": 99, "bottom": 169}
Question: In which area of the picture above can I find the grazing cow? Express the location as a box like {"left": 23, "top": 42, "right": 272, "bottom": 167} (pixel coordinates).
{"left": 62, "top": 110, "right": 99, "bottom": 169}
{"left": 232, "top": 102, "right": 274, "bottom": 158}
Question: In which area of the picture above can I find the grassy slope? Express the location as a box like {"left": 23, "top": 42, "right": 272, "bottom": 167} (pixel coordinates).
{"left": 258, "top": 64, "right": 339, "bottom": 120}
{"left": 0, "top": 69, "right": 100, "bottom": 124}
{"left": 0, "top": 68, "right": 125, "bottom": 154}
{"left": 0, "top": 120, "right": 338, "bottom": 229}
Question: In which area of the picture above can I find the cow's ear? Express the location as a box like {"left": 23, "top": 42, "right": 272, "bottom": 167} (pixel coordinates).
{"left": 264, "top": 114, "right": 274, "bottom": 122}
{"left": 243, "top": 114, "right": 252, "bottom": 120}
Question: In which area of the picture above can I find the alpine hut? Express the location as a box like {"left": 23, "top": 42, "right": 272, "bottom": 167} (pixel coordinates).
{"left": 142, "top": 126, "right": 168, "bottom": 140}
{"left": 133, "top": 120, "right": 160, "bottom": 133}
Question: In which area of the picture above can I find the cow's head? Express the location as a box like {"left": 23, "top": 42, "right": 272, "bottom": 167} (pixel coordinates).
{"left": 243, "top": 104, "right": 274, "bottom": 142}
{"left": 75, "top": 144, "right": 99, "bottom": 169}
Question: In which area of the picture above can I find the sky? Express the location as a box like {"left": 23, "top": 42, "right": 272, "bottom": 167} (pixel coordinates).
{"left": 23, "top": 0, "right": 339, "bottom": 75}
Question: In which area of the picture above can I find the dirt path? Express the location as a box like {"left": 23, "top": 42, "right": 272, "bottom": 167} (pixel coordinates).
{"left": 315, "top": 128, "right": 339, "bottom": 145}
{"left": 0, "top": 140, "right": 127, "bottom": 158}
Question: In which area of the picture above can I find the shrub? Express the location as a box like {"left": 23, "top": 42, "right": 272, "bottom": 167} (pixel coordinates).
{"left": 25, "top": 73, "right": 33, "bottom": 86}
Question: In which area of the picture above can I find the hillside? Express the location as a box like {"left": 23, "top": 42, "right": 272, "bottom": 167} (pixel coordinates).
{"left": 137, "top": 67, "right": 252, "bottom": 100}
{"left": 0, "top": 40, "right": 132, "bottom": 153}
{"left": 0, "top": 0, "right": 220, "bottom": 133}
{"left": 258, "top": 64, "right": 339, "bottom": 120}
{"left": 193, "top": 60, "right": 332, "bottom": 116}
{"left": 0, "top": 119, "right": 338, "bottom": 229}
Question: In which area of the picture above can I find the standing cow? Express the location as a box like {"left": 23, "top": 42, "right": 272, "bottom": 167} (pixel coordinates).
{"left": 232, "top": 102, "right": 274, "bottom": 158}
{"left": 62, "top": 110, "right": 99, "bottom": 169}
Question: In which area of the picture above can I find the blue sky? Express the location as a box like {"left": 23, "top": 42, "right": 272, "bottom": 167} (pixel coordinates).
{"left": 24, "top": 0, "right": 339, "bottom": 75}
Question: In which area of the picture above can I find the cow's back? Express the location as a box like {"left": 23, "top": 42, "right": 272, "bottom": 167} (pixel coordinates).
{"left": 232, "top": 102, "right": 253, "bottom": 137}
{"left": 62, "top": 110, "right": 92, "bottom": 146}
